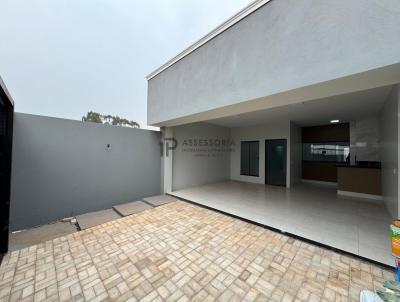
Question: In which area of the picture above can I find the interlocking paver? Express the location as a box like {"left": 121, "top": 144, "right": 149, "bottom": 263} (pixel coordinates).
{"left": 0, "top": 201, "right": 394, "bottom": 301}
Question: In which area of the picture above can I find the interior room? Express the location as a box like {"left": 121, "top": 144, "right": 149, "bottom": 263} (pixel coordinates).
{"left": 169, "top": 84, "right": 399, "bottom": 266}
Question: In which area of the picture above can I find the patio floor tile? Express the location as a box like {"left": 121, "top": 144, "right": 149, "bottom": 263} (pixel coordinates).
{"left": 142, "top": 195, "right": 178, "bottom": 207}
{"left": 75, "top": 209, "right": 121, "bottom": 230}
{"left": 113, "top": 201, "right": 153, "bottom": 217}
{"left": 171, "top": 181, "right": 394, "bottom": 266}
{"left": 0, "top": 201, "right": 394, "bottom": 301}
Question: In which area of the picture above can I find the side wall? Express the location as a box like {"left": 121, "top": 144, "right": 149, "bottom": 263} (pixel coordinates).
{"left": 10, "top": 113, "right": 161, "bottom": 230}
{"left": 380, "top": 85, "right": 399, "bottom": 219}
{"left": 172, "top": 123, "right": 231, "bottom": 190}
{"left": 230, "top": 121, "right": 291, "bottom": 187}
{"left": 350, "top": 117, "right": 380, "bottom": 164}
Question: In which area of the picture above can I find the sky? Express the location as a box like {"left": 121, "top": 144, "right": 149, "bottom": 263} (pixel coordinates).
{"left": 0, "top": 0, "right": 251, "bottom": 129}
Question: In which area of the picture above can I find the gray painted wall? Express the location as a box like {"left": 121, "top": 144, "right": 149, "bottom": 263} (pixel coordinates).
{"left": 380, "top": 85, "right": 399, "bottom": 219}
{"left": 148, "top": 0, "right": 400, "bottom": 125}
{"left": 172, "top": 123, "right": 230, "bottom": 190}
{"left": 10, "top": 113, "right": 161, "bottom": 230}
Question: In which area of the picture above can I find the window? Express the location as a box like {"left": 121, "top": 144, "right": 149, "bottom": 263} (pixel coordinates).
{"left": 302, "top": 142, "right": 350, "bottom": 162}
{"left": 241, "top": 141, "right": 259, "bottom": 176}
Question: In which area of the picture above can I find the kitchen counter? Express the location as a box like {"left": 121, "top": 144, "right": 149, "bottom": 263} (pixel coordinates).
{"left": 337, "top": 166, "right": 382, "bottom": 200}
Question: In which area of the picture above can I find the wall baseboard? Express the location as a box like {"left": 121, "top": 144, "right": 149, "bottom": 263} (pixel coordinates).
{"left": 337, "top": 190, "right": 383, "bottom": 201}
{"left": 301, "top": 179, "right": 338, "bottom": 188}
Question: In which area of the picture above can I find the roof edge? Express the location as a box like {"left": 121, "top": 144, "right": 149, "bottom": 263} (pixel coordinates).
{"left": 146, "top": 0, "right": 272, "bottom": 80}
{"left": 0, "top": 76, "right": 15, "bottom": 106}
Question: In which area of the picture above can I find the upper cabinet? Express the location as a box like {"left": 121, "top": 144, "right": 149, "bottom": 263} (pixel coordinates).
{"left": 302, "top": 123, "right": 350, "bottom": 143}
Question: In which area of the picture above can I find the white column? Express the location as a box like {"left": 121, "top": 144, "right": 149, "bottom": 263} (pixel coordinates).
{"left": 161, "top": 127, "right": 173, "bottom": 193}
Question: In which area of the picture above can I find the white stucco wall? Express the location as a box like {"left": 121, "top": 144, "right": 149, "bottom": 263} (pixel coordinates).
{"left": 172, "top": 123, "right": 231, "bottom": 190}
{"left": 148, "top": 0, "right": 400, "bottom": 126}
{"left": 161, "top": 127, "right": 173, "bottom": 193}
{"left": 350, "top": 117, "right": 380, "bottom": 164}
{"left": 380, "top": 85, "right": 399, "bottom": 219}
{"left": 171, "top": 121, "right": 294, "bottom": 189}
{"left": 230, "top": 121, "right": 291, "bottom": 187}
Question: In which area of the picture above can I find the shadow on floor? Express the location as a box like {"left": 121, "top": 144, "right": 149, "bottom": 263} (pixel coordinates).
{"left": 8, "top": 194, "right": 178, "bottom": 251}
{"left": 8, "top": 220, "right": 78, "bottom": 251}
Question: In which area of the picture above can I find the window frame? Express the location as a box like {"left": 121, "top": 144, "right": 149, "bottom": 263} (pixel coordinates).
{"left": 302, "top": 141, "right": 350, "bottom": 163}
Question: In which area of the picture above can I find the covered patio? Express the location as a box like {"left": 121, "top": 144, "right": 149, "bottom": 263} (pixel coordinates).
{"left": 163, "top": 84, "right": 399, "bottom": 268}
{"left": 170, "top": 181, "right": 393, "bottom": 266}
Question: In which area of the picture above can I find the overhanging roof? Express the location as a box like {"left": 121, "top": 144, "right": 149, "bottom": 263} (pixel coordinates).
{"left": 150, "top": 63, "right": 400, "bottom": 127}
{"left": 146, "top": 0, "right": 271, "bottom": 80}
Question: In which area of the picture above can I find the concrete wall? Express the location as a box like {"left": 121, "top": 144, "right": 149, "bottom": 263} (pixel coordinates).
{"left": 10, "top": 113, "right": 161, "bottom": 230}
{"left": 350, "top": 117, "right": 380, "bottom": 164}
{"left": 161, "top": 127, "right": 173, "bottom": 193}
{"left": 172, "top": 123, "right": 231, "bottom": 190}
{"left": 230, "top": 121, "right": 290, "bottom": 187}
{"left": 148, "top": 0, "right": 400, "bottom": 125}
{"left": 290, "top": 122, "right": 302, "bottom": 186}
{"left": 380, "top": 85, "right": 399, "bottom": 219}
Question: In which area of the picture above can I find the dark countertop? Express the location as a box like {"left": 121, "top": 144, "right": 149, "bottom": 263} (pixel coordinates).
{"left": 336, "top": 164, "right": 381, "bottom": 169}
{"left": 301, "top": 160, "right": 382, "bottom": 169}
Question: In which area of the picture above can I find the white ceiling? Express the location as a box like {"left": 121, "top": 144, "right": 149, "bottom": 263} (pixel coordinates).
{"left": 206, "top": 85, "right": 394, "bottom": 128}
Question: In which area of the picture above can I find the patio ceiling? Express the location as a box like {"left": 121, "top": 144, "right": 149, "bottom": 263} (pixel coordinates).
{"left": 206, "top": 85, "right": 394, "bottom": 128}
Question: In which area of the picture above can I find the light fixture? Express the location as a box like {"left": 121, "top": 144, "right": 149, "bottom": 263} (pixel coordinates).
{"left": 330, "top": 119, "right": 339, "bottom": 123}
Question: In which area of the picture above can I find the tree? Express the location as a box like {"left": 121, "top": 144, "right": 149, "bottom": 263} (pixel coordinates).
{"left": 82, "top": 111, "right": 140, "bottom": 128}
{"left": 82, "top": 111, "right": 102, "bottom": 123}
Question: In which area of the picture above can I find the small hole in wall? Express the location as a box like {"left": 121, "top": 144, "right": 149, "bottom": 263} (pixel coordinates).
{"left": 106, "top": 144, "right": 111, "bottom": 149}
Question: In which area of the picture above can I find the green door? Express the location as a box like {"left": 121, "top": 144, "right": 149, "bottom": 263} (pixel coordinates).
{"left": 265, "top": 139, "right": 287, "bottom": 186}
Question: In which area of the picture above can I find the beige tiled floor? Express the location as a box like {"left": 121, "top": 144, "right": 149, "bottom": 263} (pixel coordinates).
{"left": 0, "top": 201, "right": 394, "bottom": 302}
{"left": 171, "top": 181, "right": 393, "bottom": 266}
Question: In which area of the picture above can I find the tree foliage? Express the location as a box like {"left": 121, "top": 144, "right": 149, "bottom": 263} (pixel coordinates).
{"left": 82, "top": 111, "right": 140, "bottom": 128}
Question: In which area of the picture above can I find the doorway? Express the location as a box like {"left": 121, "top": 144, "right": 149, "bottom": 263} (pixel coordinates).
{"left": 265, "top": 139, "right": 287, "bottom": 186}
{"left": 0, "top": 82, "right": 13, "bottom": 258}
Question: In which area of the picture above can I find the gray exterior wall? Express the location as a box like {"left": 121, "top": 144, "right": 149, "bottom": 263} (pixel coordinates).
{"left": 10, "top": 113, "right": 161, "bottom": 230}
{"left": 148, "top": 0, "right": 400, "bottom": 125}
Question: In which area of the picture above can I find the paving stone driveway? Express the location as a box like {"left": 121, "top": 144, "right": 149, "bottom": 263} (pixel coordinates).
{"left": 0, "top": 201, "right": 394, "bottom": 302}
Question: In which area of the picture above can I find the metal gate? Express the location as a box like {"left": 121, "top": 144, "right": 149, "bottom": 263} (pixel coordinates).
{"left": 0, "top": 79, "right": 13, "bottom": 258}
